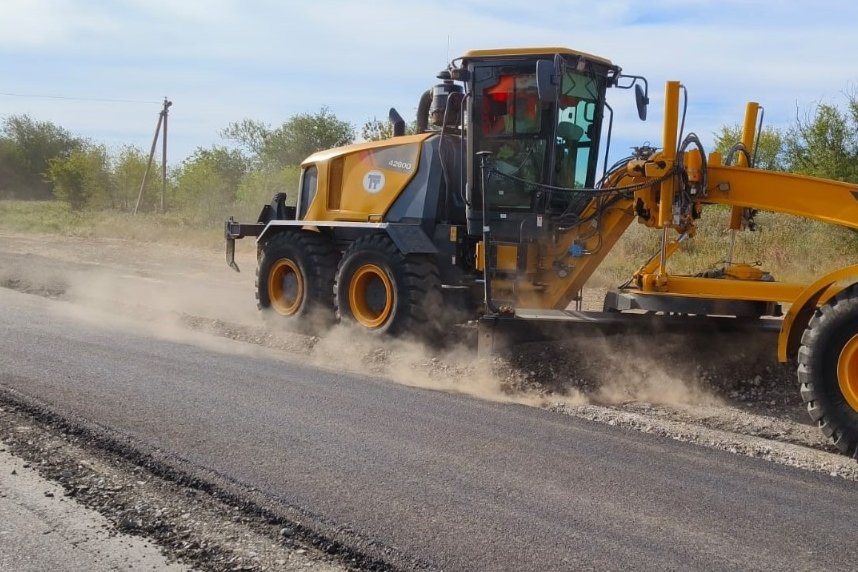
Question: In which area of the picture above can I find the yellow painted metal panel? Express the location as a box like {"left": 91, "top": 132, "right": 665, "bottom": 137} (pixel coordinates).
{"left": 658, "top": 81, "right": 680, "bottom": 229}
{"left": 327, "top": 157, "right": 344, "bottom": 210}
{"left": 475, "top": 243, "right": 521, "bottom": 273}
{"left": 705, "top": 166, "right": 858, "bottom": 230}
{"left": 729, "top": 102, "right": 760, "bottom": 229}
{"left": 338, "top": 143, "right": 421, "bottom": 217}
{"left": 777, "top": 264, "right": 858, "bottom": 362}
{"left": 738, "top": 102, "right": 759, "bottom": 168}
{"left": 475, "top": 241, "right": 485, "bottom": 272}
{"left": 638, "top": 275, "right": 805, "bottom": 302}
{"left": 302, "top": 133, "right": 432, "bottom": 165}
{"left": 496, "top": 245, "right": 518, "bottom": 271}
{"left": 303, "top": 140, "right": 423, "bottom": 222}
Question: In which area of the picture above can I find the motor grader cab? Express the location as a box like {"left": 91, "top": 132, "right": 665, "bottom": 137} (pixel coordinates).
{"left": 225, "top": 47, "right": 858, "bottom": 458}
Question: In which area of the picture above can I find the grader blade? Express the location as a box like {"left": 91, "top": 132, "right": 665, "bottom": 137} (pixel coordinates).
{"left": 477, "top": 310, "right": 781, "bottom": 357}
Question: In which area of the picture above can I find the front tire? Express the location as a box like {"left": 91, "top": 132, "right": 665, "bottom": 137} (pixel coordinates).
{"left": 798, "top": 285, "right": 858, "bottom": 456}
{"left": 256, "top": 230, "right": 338, "bottom": 332}
{"left": 334, "top": 234, "right": 441, "bottom": 337}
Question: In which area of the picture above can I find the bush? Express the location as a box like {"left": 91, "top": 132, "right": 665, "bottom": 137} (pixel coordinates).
{"left": 47, "top": 146, "right": 111, "bottom": 211}
{"left": 170, "top": 146, "right": 247, "bottom": 224}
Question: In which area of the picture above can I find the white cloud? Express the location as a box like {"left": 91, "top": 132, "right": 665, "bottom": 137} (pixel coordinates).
{"left": 1, "top": 0, "right": 857, "bottom": 163}
{"left": 0, "top": 0, "right": 118, "bottom": 48}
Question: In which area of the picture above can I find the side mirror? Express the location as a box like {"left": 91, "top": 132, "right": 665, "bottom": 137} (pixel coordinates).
{"left": 635, "top": 84, "right": 649, "bottom": 121}
{"left": 536, "top": 54, "right": 564, "bottom": 103}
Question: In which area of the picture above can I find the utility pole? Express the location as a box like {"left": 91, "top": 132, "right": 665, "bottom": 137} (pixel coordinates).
{"left": 134, "top": 97, "right": 172, "bottom": 215}
{"left": 161, "top": 97, "right": 170, "bottom": 213}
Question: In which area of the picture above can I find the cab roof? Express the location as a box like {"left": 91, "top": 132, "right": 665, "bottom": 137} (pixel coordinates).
{"left": 460, "top": 47, "right": 613, "bottom": 67}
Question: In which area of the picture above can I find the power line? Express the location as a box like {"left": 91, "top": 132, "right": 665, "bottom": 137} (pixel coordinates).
{"left": 0, "top": 91, "right": 161, "bottom": 105}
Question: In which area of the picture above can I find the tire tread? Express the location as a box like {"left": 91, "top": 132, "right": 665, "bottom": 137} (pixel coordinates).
{"left": 797, "top": 284, "right": 858, "bottom": 457}
{"left": 334, "top": 234, "right": 442, "bottom": 337}
{"left": 256, "top": 230, "right": 339, "bottom": 331}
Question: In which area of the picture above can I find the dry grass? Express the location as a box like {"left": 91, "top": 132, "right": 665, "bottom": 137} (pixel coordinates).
{"left": 2, "top": 200, "right": 856, "bottom": 286}
{"left": 0, "top": 200, "right": 222, "bottom": 250}
{"left": 592, "top": 205, "right": 858, "bottom": 287}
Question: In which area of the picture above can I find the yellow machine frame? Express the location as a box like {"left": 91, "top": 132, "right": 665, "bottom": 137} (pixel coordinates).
{"left": 490, "top": 80, "right": 858, "bottom": 363}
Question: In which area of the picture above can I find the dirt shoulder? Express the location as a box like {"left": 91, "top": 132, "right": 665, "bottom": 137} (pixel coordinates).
{"left": 0, "top": 439, "right": 189, "bottom": 572}
{"left": 0, "top": 396, "right": 362, "bottom": 572}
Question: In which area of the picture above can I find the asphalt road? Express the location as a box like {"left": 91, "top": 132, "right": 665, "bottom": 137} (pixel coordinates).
{"left": 1, "top": 288, "right": 856, "bottom": 571}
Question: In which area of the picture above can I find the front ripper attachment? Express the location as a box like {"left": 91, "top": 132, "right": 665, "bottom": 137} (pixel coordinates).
{"left": 225, "top": 217, "right": 241, "bottom": 272}
{"left": 226, "top": 236, "right": 239, "bottom": 272}
{"left": 224, "top": 216, "right": 265, "bottom": 273}
{"left": 224, "top": 194, "right": 292, "bottom": 273}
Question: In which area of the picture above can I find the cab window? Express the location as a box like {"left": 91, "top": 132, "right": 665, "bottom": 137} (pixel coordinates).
{"left": 298, "top": 165, "right": 318, "bottom": 219}
{"left": 482, "top": 73, "right": 542, "bottom": 136}
{"left": 555, "top": 71, "right": 599, "bottom": 188}
{"left": 479, "top": 71, "right": 548, "bottom": 210}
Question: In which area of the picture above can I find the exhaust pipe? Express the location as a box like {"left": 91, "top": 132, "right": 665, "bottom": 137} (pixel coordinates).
{"left": 389, "top": 108, "right": 405, "bottom": 137}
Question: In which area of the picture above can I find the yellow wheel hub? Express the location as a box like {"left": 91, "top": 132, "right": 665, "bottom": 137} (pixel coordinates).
{"left": 838, "top": 333, "right": 858, "bottom": 413}
{"left": 349, "top": 264, "right": 393, "bottom": 329}
{"left": 268, "top": 259, "right": 304, "bottom": 316}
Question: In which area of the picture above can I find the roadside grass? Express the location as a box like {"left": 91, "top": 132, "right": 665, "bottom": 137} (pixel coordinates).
{"left": 0, "top": 200, "right": 224, "bottom": 250}
{"left": 2, "top": 200, "right": 856, "bottom": 287}
{"left": 0, "top": 200, "right": 85, "bottom": 235}
{"left": 593, "top": 206, "right": 858, "bottom": 287}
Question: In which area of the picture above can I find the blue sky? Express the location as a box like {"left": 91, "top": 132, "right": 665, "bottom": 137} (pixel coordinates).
{"left": 2, "top": 0, "right": 857, "bottom": 167}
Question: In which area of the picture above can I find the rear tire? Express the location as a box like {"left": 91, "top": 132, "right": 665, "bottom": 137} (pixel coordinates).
{"left": 256, "top": 231, "right": 338, "bottom": 332}
{"left": 334, "top": 234, "right": 442, "bottom": 337}
{"left": 798, "top": 285, "right": 858, "bottom": 457}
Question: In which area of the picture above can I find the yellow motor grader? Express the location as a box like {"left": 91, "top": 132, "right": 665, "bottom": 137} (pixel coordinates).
{"left": 226, "top": 47, "right": 858, "bottom": 456}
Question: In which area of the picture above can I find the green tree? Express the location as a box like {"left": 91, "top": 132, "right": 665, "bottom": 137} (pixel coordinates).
{"left": 220, "top": 119, "right": 269, "bottom": 159}
{"left": 0, "top": 114, "right": 82, "bottom": 199}
{"left": 234, "top": 165, "right": 301, "bottom": 217}
{"left": 0, "top": 139, "right": 27, "bottom": 199}
{"left": 46, "top": 145, "right": 111, "bottom": 210}
{"left": 361, "top": 117, "right": 394, "bottom": 142}
{"left": 712, "top": 124, "right": 785, "bottom": 171}
{"left": 783, "top": 99, "right": 858, "bottom": 182}
{"left": 113, "top": 146, "right": 158, "bottom": 212}
{"left": 219, "top": 109, "right": 354, "bottom": 170}
{"left": 172, "top": 146, "right": 248, "bottom": 222}
{"left": 263, "top": 107, "right": 354, "bottom": 167}
{"left": 360, "top": 116, "right": 417, "bottom": 142}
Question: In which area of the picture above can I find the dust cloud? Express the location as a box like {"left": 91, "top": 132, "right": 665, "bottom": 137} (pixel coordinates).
{"left": 277, "top": 318, "right": 727, "bottom": 410}
{"left": 555, "top": 334, "right": 725, "bottom": 407}
{"left": 54, "top": 269, "right": 277, "bottom": 360}
{"left": 2, "top": 252, "right": 735, "bottom": 410}
{"left": 305, "top": 323, "right": 557, "bottom": 406}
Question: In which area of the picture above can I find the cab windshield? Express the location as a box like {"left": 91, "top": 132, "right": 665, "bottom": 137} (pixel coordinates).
{"left": 479, "top": 71, "right": 547, "bottom": 209}
{"left": 477, "top": 66, "right": 604, "bottom": 211}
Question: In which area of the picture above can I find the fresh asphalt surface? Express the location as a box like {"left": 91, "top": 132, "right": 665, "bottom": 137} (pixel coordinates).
{"left": 1, "top": 288, "right": 856, "bottom": 571}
